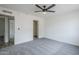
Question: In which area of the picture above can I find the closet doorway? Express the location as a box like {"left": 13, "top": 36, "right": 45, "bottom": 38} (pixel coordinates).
{"left": 33, "top": 20, "right": 38, "bottom": 39}
{"left": 0, "top": 15, "right": 15, "bottom": 47}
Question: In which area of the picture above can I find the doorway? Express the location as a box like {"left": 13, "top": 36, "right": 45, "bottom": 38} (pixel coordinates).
{"left": 33, "top": 20, "right": 38, "bottom": 39}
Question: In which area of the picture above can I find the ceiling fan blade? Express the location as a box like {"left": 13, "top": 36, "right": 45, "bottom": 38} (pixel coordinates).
{"left": 46, "top": 4, "right": 56, "bottom": 10}
{"left": 47, "top": 10, "right": 55, "bottom": 12}
{"left": 35, "top": 11, "right": 43, "bottom": 12}
{"left": 35, "top": 4, "right": 43, "bottom": 10}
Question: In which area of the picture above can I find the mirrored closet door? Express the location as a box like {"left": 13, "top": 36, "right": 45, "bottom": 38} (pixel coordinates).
{"left": 0, "top": 15, "right": 14, "bottom": 48}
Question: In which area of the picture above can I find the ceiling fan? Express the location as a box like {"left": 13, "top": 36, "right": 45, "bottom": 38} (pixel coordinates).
{"left": 35, "top": 4, "right": 56, "bottom": 14}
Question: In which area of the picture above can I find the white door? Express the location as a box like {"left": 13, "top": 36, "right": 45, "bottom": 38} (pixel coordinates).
{"left": 4, "top": 17, "right": 9, "bottom": 43}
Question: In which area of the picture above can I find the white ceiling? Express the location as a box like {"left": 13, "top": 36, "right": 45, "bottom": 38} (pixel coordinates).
{"left": 0, "top": 4, "right": 79, "bottom": 17}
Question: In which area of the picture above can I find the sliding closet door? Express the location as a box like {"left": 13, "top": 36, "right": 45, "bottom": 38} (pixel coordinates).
{"left": 4, "top": 16, "right": 15, "bottom": 45}
{"left": 4, "top": 17, "right": 9, "bottom": 43}
{"left": 8, "top": 19, "right": 14, "bottom": 45}
{"left": 0, "top": 15, "right": 15, "bottom": 46}
{"left": 0, "top": 16, "right": 9, "bottom": 45}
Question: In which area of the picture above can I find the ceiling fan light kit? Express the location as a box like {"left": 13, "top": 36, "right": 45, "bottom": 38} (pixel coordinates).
{"left": 42, "top": 12, "right": 46, "bottom": 14}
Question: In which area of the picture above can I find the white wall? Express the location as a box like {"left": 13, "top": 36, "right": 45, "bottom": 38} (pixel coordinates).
{"left": 0, "top": 7, "right": 45, "bottom": 45}
{"left": 45, "top": 10, "right": 79, "bottom": 46}
{"left": 14, "top": 13, "right": 44, "bottom": 44}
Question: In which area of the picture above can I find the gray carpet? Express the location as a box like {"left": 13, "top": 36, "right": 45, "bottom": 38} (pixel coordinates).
{"left": 0, "top": 38, "right": 79, "bottom": 55}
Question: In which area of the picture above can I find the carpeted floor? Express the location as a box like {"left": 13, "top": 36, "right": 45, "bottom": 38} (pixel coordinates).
{"left": 0, "top": 38, "right": 79, "bottom": 55}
